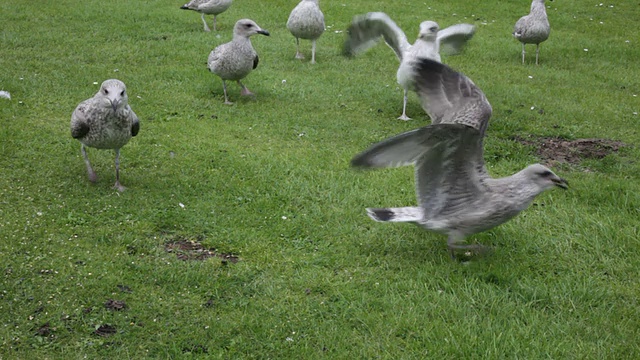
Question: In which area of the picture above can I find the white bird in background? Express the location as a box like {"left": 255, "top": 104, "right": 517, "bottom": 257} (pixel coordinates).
{"left": 286, "top": 0, "right": 325, "bottom": 64}
{"left": 344, "top": 12, "right": 475, "bottom": 121}
{"left": 351, "top": 58, "right": 568, "bottom": 259}
{"left": 71, "top": 79, "right": 140, "bottom": 192}
{"left": 208, "top": 19, "right": 270, "bottom": 104}
{"left": 180, "top": 0, "right": 233, "bottom": 32}
{"left": 513, "top": 0, "right": 551, "bottom": 65}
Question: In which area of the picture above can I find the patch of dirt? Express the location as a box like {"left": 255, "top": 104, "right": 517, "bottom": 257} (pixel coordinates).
{"left": 165, "top": 240, "right": 239, "bottom": 263}
{"left": 512, "top": 136, "right": 626, "bottom": 165}
{"left": 35, "top": 322, "right": 52, "bottom": 337}
{"left": 94, "top": 324, "right": 117, "bottom": 337}
{"left": 104, "top": 299, "right": 126, "bottom": 311}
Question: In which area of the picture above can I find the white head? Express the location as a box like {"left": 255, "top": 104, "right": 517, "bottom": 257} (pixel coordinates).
{"left": 418, "top": 21, "right": 439, "bottom": 41}
{"left": 234, "top": 19, "right": 270, "bottom": 38}
{"left": 97, "top": 79, "right": 128, "bottom": 113}
{"left": 522, "top": 164, "right": 568, "bottom": 191}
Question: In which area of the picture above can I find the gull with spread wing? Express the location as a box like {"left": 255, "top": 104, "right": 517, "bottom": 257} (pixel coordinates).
{"left": 352, "top": 59, "right": 568, "bottom": 259}
{"left": 344, "top": 12, "right": 475, "bottom": 121}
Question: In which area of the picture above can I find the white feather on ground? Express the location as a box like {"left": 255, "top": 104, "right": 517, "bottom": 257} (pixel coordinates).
{"left": 344, "top": 12, "right": 475, "bottom": 121}
{"left": 180, "top": 0, "right": 233, "bottom": 32}
{"left": 286, "top": 0, "right": 325, "bottom": 64}
{"left": 70, "top": 79, "right": 140, "bottom": 192}
{"left": 351, "top": 58, "right": 568, "bottom": 259}
{"left": 513, "top": 0, "right": 551, "bottom": 64}
{"left": 207, "top": 19, "right": 270, "bottom": 104}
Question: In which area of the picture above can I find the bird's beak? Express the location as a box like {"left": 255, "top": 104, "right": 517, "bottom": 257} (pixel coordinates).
{"left": 552, "top": 177, "right": 569, "bottom": 190}
{"left": 257, "top": 29, "right": 270, "bottom": 36}
{"left": 110, "top": 99, "right": 120, "bottom": 112}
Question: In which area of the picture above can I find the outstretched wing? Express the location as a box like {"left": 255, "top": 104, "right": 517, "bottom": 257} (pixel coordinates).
{"left": 412, "top": 58, "right": 492, "bottom": 136}
{"left": 414, "top": 124, "right": 487, "bottom": 216}
{"left": 343, "top": 12, "right": 410, "bottom": 61}
{"left": 437, "top": 23, "right": 475, "bottom": 56}
{"left": 127, "top": 106, "right": 140, "bottom": 137}
{"left": 351, "top": 123, "right": 470, "bottom": 169}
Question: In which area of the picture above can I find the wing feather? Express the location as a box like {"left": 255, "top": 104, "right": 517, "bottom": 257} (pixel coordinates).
{"left": 343, "top": 12, "right": 410, "bottom": 61}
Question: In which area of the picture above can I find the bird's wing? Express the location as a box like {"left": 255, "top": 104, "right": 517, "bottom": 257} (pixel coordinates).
{"left": 127, "top": 106, "right": 140, "bottom": 137}
{"left": 343, "top": 12, "right": 410, "bottom": 61}
{"left": 70, "top": 99, "right": 92, "bottom": 139}
{"left": 253, "top": 54, "right": 259, "bottom": 69}
{"left": 436, "top": 23, "right": 475, "bottom": 56}
{"left": 414, "top": 124, "right": 487, "bottom": 217}
{"left": 412, "top": 58, "right": 492, "bottom": 135}
{"left": 351, "top": 123, "right": 470, "bottom": 169}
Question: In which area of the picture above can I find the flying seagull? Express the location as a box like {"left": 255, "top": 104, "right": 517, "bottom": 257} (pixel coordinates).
{"left": 286, "top": 0, "right": 325, "bottom": 64}
{"left": 344, "top": 12, "right": 475, "bottom": 121}
{"left": 351, "top": 59, "right": 568, "bottom": 259}
{"left": 180, "top": 0, "right": 233, "bottom": 32}
{"left": 208, "top": 19, "right": 270, "bottom": 104}
{"left": 513, "top": 0, "right": 551, "bottom": 65}
{"left": 71, "top": 79, "right": 140, "bottom": 192}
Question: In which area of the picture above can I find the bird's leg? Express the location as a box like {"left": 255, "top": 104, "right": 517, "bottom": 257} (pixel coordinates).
{"left": 201, "top": 13, "right": 211, "bottom": 32}
{"left": 311, "top": 39, "right": 316, "bottom": 64}
{"left": 238, "top": 81, "right": 254, "bottom": 97}
{"left": 81, "top": 144, "right": 98, "bottom": 183}
{"left": 397, "top": 88, "right": 411, "bottom": 121}
{"left": 521, "top": 43, "right": 526, "bottom": 64}
{"left": 213, "top": 15, "right": 218, "bottom": 31}
{"left": 295, "top": 38, "right": 304, "bottom": 60}
{"left": 113, "top": 149, "right": 126, "bottom": 192}
{"left": 535, "top": 44, "right": 540, "bottom": 65}
{"left": 222, "top": 80, "right": 233, "bottom": 105}
{"left": 447, "top": 236, "right": 491, "bottom": 260}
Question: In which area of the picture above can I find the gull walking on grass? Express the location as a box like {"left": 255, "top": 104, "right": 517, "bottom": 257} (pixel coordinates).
{"left": 351, "top": 58, "right": 568, "bottom": 259}
{"left": 513, "top": 0, "right": 551, "bottom": 65}
{"left": 71, "top": 79, "right": 140, "bottom": 192}
{"left": 180, "top": 0, "right": 233, "bottom": 32}
{"left": 344, "top": 12, "right": 475, "bottom": 121}
{"left": 286, "top": 0, "right": 325, "bottom": 64}
{"left": 208, "top": 19, "right": 270, "bottom": 104}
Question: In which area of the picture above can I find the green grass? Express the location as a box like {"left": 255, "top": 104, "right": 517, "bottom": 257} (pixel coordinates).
{"left": 1, "top": 0, "right": 640, "bottom": 358}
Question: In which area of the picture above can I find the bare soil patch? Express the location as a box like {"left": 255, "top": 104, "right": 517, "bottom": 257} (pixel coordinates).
{"left": 165, "top": 239, "right": 239, "bottom": 263}
{"left": 511, "top": 136, "right": 626, "bottom": 165}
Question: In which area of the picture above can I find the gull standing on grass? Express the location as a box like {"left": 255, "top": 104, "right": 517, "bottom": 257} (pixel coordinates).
{"left": 286, "top": 0, "right": 325, "bottom": 64}
{"left": 351, "top": 58, "right": 568, "bottom": 259}
{"left": 513, "top": 0, "right": 551, "bottom": 65}
{"left": 180, "top": 0, "right": 233, "bottom": 32}
{"left": 208, "top": 19, "right": 270, "bottom": 104}
{"left": 71, "top": 79, "right": 140, "bottom": 192}
{"left": 343, "top": 12, "right": 475, "bottom": 121}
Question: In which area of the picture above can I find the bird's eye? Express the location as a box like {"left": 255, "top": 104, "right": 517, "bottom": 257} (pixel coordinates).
{"left": 430, "top": 27, "right": 438, "bottom": 32}
{"left": 120, "top": 90, "right": 125, "bottom": 96}
{"left": 103, "top": 88, "right": 109, "bottom": 95}
{"left": 539, "top": 170, "right": 552, "bottom": 177}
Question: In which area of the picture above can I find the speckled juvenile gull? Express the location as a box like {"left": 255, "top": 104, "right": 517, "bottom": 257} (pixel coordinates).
{"left": 208, "top": 19, "right": 270, "bottom": 104}
{"left": 513, "top": 0, "right": 551, "bottom": 64}
{"left": 180, "top": 0, "right": 233, "bottom": 32}
{"left": 352, "top": 58, "right": 568, "bottom": 259}
{"left": 286, "top": 0, "right": 325, "bottom": 64}
{"left": 344, "top": 12, "right": 475, "bottom": 121}
{"left": 71, "top": 79, "right": 140, "bottom": 192}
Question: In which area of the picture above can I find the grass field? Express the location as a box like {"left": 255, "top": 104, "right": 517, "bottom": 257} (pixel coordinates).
{"left": 1, "top": 0, "right": 639, "bottom": 358}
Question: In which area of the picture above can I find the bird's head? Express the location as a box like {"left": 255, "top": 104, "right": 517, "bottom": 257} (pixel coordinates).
{"left": 523, "top": 164, "right": 568, "bottom": 191}
{"left": 98, "top": 79, "right": 128, "bottom": 113}
{"left": 418, "top": 21, "right": 439, "bottom": 41}
{"left": 234, "top": 19, "right": 270, "bottom": 38}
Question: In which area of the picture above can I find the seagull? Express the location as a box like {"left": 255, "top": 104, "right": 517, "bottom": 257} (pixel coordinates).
{"left": 286, "top": 0, "right": 325, "bottom": 64}
{"left": 343, "top": 12, "right": 475, "bottom": 121}
{"left": 70, "top": 79, "right": 140, "bottom": 192}
{"left": 351, "top": 58, "right": 568, "bottom": 259}
{"left": 513, "top": 0, "right": 551, "bottom": 65}
{"left": 207, "top": 19, "right": 270, "bottom": 104}
{"left": 180, "top": 0, "right": 233, "bottom": 32}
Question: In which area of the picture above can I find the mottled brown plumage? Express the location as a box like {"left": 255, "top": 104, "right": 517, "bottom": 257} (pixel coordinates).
{"left": 513, "top": 0, "right": 551, "bottom": 64}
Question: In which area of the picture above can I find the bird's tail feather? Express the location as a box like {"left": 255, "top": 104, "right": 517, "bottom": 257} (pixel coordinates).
{"left": 366, "top": 207, "right": 423, "bottom": 222}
